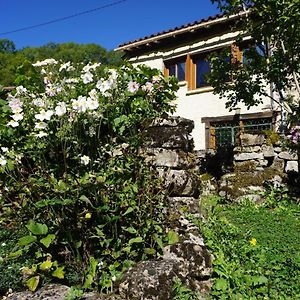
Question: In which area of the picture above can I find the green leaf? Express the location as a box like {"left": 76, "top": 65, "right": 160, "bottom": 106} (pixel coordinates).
{"left": 26, "top": 276, "right": 40, "bottom": 292}
{"left": 8, "top": 249, "right": 23, "bottom": 258}
{"left": 215, "top": 278, "right": 228, "bottom": 291}
{"left": 39, "top": 260, "right": 53, "bottom": 271}
{"left": 129, "top": 236, "right": 143, "bottom": 245}
{"left": 52, "top": 266, "right": 65, "bottom": 279}
{"left": 167, "top": 230, "right": 179, "bottom": 245}
{"left": 18, "top": 235, "right": 37, "bottom": 246}
{"left": 123, "top": 207, "right": 134, "bottom": 216}
{"left": 26, "top": 222, "right": 48, "bottom": 235}
{"left": 40, "top": 234, "right": 56, "bottom": 248}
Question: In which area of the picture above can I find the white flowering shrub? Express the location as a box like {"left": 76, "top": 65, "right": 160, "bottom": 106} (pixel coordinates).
{"left": 0, "top": 59, "right": 178, "bottom": 292}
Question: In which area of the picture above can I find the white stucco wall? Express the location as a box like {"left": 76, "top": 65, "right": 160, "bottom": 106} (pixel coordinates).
{"left": 128, "top": 32, "right": 274, "bottom": 150}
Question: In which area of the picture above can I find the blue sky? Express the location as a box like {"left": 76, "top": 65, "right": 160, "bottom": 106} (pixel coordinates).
{"left": 0, "top": 0, "right": 219, "bottom": 51}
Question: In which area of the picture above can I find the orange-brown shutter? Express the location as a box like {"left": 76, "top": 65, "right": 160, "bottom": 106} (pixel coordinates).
{"left": 210, "top": 126, "right": 216, "bottom": 150}
{"left": 231, "top": 43, "right": 242, "bottom": 64}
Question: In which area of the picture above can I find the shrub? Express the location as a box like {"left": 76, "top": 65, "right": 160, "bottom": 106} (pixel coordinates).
{"left": 0, "top": 59, "right": 178, "bottom": 293}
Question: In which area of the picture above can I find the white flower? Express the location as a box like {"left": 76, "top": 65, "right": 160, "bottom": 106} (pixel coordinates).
{"left": 8, "top": 97, "right": 22, "bottom": 113}
{"left": 128, "top": 81, "right": 140, "bottom": 93}
{"left": 59, "top": 61, "right": 71, "bottom": 72}
{"left": 80, "top": 155, "right": 90, "bottom": 165}
{"left": 55, "top": 102, "right": 67, "bottom": 116}
{"left": 65, "top": 78, "right": 79, "bottom": 84}
{"left": 0, "top": 156, "right": 7, "bottom": 166}
{"left": 32, "top": 58, "right": 58, "bottom": 67}
{"left": 152, "top": 75, "right": 161, "bottom": 83}
{"left": 44, "top": 77, "right": 52, "bottom": 85}
{"left": 142, "top": 82, "right": 154, "bottom": 93}
{"left": 72, "top": 96, "right": 88, "bottom": 112}
{"left": 88, "top": 89, "right": 98, "bottom": 100}
{"left": 86, "top": 98, "right": 99, "bottom": 110}
{"left": 12, "top": 112, "right": 23, "bottom": 121}
{"left": 81, "top": 72, "right": 94, "bottom": 84}
{"left": 82, "top": 63, "right": 101, "bottom": 73}
{"left": 108, "top": 69, "right": 118, "bottom": 80}
{"left": 35, "top": 109, "right": 54, "bottom": 121}
{"left": 111, "top": 275, "right": 117, "bottom": 282}
{"left": 96, "top": 79, "right": 115, "bottom": 96}
{"left": 33, "top": 98, "right": 46, "bottom": 107}
{"left": 46, "top": 85, "right": 61, "bottom": 96}
{"left": 35, "top": 131, "right": 48, "bottom": 138}
{"left": 15, "top": 86, "right": 27, "bottom": 95}
{"left": 35, "top": 122, "right": 47, "bottom": 130}
{"left": 1, "top": 147, "right": 8, "bottom": 153}
{"left": 7, "top": 120, "right": 19, "bottom": 127}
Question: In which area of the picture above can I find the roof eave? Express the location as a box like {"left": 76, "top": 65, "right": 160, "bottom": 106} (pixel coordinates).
{"left": 115, "top": 11, "right": 249, "bottom": 52}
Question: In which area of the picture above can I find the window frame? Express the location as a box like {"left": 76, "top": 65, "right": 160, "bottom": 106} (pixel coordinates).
{"left": 164, "top": 56, "right": 187, "bottom": 82}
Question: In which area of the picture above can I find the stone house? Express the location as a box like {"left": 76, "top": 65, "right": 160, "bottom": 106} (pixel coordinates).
{"left": 115, "top": 12, "right": 281, "bottom": 151}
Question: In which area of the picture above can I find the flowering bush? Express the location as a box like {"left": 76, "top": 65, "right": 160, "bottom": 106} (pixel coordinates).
{"left": 0, "top": 59, "right": 178, "bottom": 292}
{"left": 287, "top": 125, "right": 300, "bottom": 147}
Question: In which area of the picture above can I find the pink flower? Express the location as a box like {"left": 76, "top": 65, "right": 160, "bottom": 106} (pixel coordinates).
{"left": 127, "top": 81, "right": 140, "bottom": 93}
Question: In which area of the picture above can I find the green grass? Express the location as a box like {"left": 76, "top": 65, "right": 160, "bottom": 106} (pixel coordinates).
{"left": 199, "top": 198, "right": 300, "bottom": 299}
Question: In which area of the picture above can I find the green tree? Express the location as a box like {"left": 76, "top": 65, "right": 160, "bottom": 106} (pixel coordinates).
{"left": 209, "top": 0, "right": 300, "bottom": 125}
{"left": 0, "top": 39, "right": 16, "bottom": 53}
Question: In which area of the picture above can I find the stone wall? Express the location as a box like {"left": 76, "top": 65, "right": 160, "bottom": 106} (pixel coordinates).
{"left": 118, "top": 116, "right": 212, "bottom": 299}
{"left": 197, "top": 132, "right": 300, "bottom": 201}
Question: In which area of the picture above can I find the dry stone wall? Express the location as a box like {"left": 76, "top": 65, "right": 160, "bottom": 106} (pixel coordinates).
{"left": 197, "top": 132, "right": 300, "bottom": 201}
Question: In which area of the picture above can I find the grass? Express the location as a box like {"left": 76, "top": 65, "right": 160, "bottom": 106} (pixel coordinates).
{"left": 199, "top": 196, "right": 300, "bottom": 299}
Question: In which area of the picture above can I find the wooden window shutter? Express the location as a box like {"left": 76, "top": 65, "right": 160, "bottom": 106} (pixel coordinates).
{"left": 163, "top": 65, "right": 169, "bottom": 77}
{"left": 231, "top": 43, "right": 242, "bottom": 64}
{"left": 210, "top": 126, "right": 216, "bottom": 150}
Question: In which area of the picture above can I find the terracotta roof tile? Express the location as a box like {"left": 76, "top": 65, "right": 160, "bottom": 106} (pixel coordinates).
{"left": 117, "top": 12, "right": 228, "bottom": 49}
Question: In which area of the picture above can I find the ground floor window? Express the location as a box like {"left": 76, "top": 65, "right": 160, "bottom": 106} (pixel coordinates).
{"left": 203, "top": 113, "right": 273, "bottom": 150}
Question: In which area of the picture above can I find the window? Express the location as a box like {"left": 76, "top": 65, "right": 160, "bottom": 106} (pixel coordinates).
{"left": 163, "top": 42, "right": 260, "bottom": 91}
{"left": 207, "top": 116, "right": 272, "bottom": 150}
{"left": 165, "top": 59, "right": 186, "bottom": 82}
{"left": 194, "top": 57, "right": 211, "bottom": 88}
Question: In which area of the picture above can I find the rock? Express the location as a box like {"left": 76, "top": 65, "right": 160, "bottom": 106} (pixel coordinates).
{"left": 118, "top": 260, "right": 176, "bottom": 300}
{"left": 272, "top": 158, "right": 285, "bottom": 171}
{"left": 257, "top": 159, "right": 269, "bottom": 167}
{"left": 236, "top": 194, "right": 263, "bottom": 203}
{"left": 167, "top": 197, "right": 200, "bottom": 215}
{"left": 262, "top": 145, "right": 275, "bottom": 158}
{"left": 240, "top": 133, "right": 265, "bottom": 146}
{"left": 148, "top": 116, "right": 194, "bottom": 133}
{"left": 234, "top": 152, "right": 264, "bottom": 161}
{"left": 158, "top": 169, "right": 199, "bottom": 197}
{"left": 6, "top": 285, "right": 70, "bottom": 300}
{"left": 285, "top": 161, "right": 299, "bottom": 173}
{"left": 143, "top": 127, "right": 193, "bottom": 151}
{"left": 278, "top": 151, "right": 298, "bottom": 161}
{"left": 142, "top": 148, "right": 194, "bottom": 169}
{"left": 234, "top": 146, "right": 261, "bottom": 153}
{"left": 163, "top": 243, "right": 212, "bottom": 279}
{"left": 81, "top": 292, "right": 123, "bottom": 300}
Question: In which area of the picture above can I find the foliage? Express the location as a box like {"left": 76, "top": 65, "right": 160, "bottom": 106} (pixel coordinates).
{"left": 0, "top": 59, "right": 178, "bottom": 294}
{"left": 199, "top": 196, "right": 300, "bottom": 299}
{"left": 0, "top": 40, "right": 122, "bottom": 87}
{"left": 172, "top": 278, "right": 200, "bottom": 300}
{"left": 209, "top": 0, "right": 300, "bottom": 116}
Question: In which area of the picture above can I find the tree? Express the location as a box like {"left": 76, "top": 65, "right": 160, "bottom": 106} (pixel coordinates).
{"left": 0, "top": 39, "right": 16, "bottom": 53}
{"left": 209, "top": 0, "right": 300, "bottom": 128}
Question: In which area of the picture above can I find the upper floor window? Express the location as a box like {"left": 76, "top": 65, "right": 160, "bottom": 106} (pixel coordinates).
{"left": 193, "top": 56, "right": 211, "bottom": 88}
{"left": 165, "top": 58, "right": 186, "bottom": 82}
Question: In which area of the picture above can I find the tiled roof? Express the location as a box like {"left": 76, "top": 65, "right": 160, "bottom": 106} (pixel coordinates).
{"left": 116, "top": 12, "right": 234, "bottom": 50}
